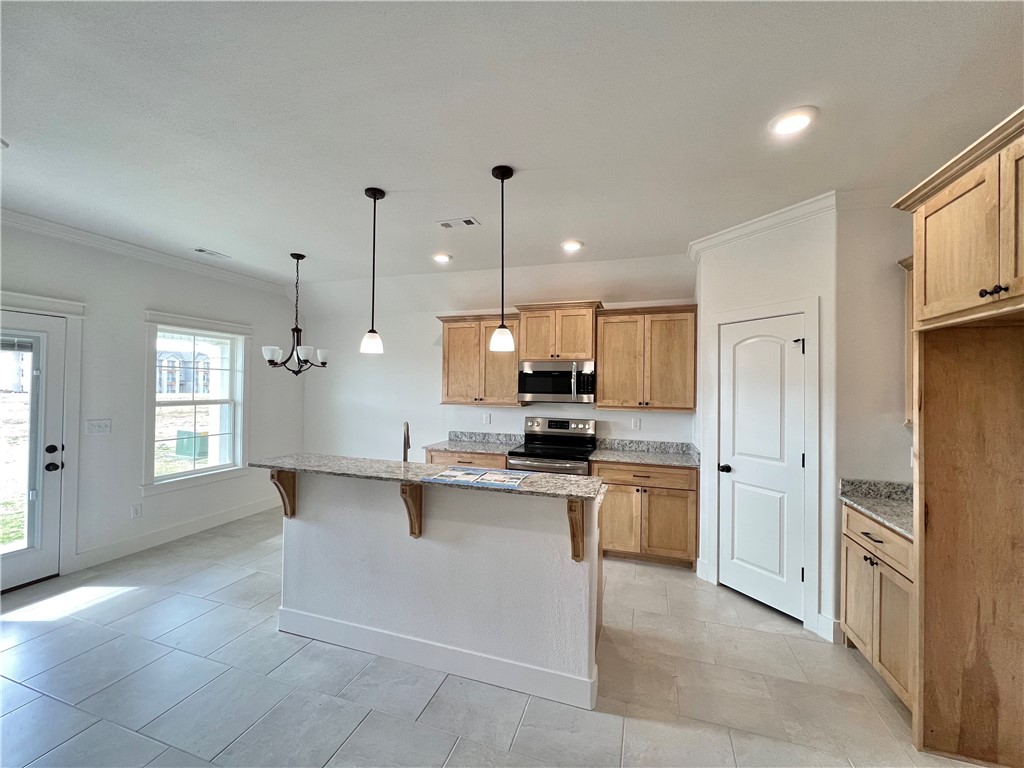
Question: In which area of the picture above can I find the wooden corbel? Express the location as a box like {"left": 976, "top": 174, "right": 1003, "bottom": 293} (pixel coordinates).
{"left": 400, "top": 483, "right": 423, "bottom": 538}
{"left": 271, "top": 470, "right": 297, "bottom": 518}
{"left": 567, "top": 499, "right": 584, "bottom": 562}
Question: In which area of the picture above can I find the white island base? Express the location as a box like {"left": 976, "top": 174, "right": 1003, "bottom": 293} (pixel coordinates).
{"left": 259, "top": 462, "right": 603, "bottom": 710}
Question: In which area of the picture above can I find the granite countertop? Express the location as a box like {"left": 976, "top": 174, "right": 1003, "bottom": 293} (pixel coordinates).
{"left": 589, "top": 448, "right": 700, "bottom": 468}
{"left": 839, "top": 479, "right": 913, "bottom": 540}
{"left": 423, "top": 440, "right": 514, "bottom": 455}
{"left": 250, "top": 452, "right": 604, "bottom": 501}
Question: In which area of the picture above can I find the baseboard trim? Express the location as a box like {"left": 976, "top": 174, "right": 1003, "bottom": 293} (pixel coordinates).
{"left": 816, "top": 613, "right": 843, "bottom": 644}
{"left": 62, "top": 497, "right": 281, "bottom": 573}
{"left": 696, "top": 558, "right": 715, "bottom": 584}
{"left": 278, "top": 607, "right": 598, "bottom": 710}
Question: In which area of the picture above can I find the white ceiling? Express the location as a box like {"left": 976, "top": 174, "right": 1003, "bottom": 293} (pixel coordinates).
{"left": 2, "top": 2, "right": 1021, "bottom": 285}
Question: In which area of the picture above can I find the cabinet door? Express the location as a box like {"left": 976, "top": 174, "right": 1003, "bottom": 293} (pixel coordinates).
{"left": 596, "top": 315, "right": 644, "bottom": 407}
{"left": 600, "top": 484, "right": 641, "bottom": 554}
{"left": 840, "top": 536, "right": 874, "bottom": 657}
{"left": 480, "top": 319, "right": 519, "bottom": 405}
{"left": 873, "top": 559, "right": 914, "bottom": 709}
{"left": 644, "top": 313, "right": 696, "bottom": 409}
{"left": 519, "top": 311, "right": 556, "bottom": 360}
{"left": 914, "top": 154, "right": 1000, "bottom": 322}
{"left": 442, "top": 322, "right": 481, "bottom": 403}
{"left": 640, "top": 488, "right": 697, "bottom": 560}
{"left": 1000, "top": 135, "right": 1024, "bottom": 299}
{"left": 427, "top": 451, "right": 506, "bottom": 470}
{"left": 555, "top": 308, "right": 595, "bottom": 360}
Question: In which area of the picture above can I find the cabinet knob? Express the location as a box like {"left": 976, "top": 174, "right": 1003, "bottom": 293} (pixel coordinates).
{"left": 718, "top": 464, "right": 732, "bottom": 473}
{"left": 642, "top": 489, "right": 648, "bottom": 493}
{"left": 635, "top": 488, "right": 640, "bottom": 493}
{"left": 638, "top": 401, "right": 643, "bottom": 406}
{"left": 979, "top": 285, "right": 1008, "bottom": 297}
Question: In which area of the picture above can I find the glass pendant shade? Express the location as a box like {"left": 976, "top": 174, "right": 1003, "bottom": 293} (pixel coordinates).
{"left": 360, "top": 330, "right": 384, "bottom": 354}
{"left": 489, "top": 325, "right": 515, "bottom": 352}
{"left": 315, "top": 349, "right": 330, "bottom": 363}
{"left": 262, "top": 345, "right": 281, "bottom": 361}
{"left": 297, "top": 345, "right": 315, "bottom": 362}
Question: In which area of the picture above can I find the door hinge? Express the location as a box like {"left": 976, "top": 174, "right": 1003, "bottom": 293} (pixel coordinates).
{"left": 801, "top": 567, "right": 805, "bottom": 582}
{"left": 792, "top": 338, "right": 805, "bottom": 354}
{"left": 801, "top": 453, "right": 805, "bottom": 468}
{"left": 28, "top": 489, "right": 37, "bottom": 501}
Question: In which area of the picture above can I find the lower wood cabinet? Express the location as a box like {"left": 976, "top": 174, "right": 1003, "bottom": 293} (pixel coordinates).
{"left": 840, "top": 510, "right": 915, "bottom": 709}
{"left": 592, "top": 462, "right": 698, "bottom": 565}
{"left": 425, "top": 451, "right": 507, "bottom": 469}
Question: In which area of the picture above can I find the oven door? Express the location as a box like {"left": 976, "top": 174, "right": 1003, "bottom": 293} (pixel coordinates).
{"left": 506, "top": 456, "right": 591, "bottom": 475}
{"left": 518, "top": 361, "right": 596, "bottom": 404}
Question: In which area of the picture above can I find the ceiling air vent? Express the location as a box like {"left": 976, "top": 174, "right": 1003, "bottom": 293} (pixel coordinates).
{"left": 194, "top": 247, "right": 230, "bottom": 259}
{"left": 436, "top": 217, "right": 481, "bottom": 230}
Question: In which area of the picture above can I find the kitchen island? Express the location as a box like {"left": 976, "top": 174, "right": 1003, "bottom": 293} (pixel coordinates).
{"left": 249, "top": 452, "right": 606, "bottom": 709}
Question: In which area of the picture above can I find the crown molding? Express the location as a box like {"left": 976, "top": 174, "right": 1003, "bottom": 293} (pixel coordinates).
{"left": 893, "top": 106, "right": 1024, "bottom": 212}
{"left": 1, "top": 209, "right": 288, "bottom": 295}
{"left": 687, "top": 191, "right": 836, "bottom": 266}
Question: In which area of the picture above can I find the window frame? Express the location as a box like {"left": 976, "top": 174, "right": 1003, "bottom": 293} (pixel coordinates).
{"left": 142, "top": 311, "right": 252, "bottom": 496}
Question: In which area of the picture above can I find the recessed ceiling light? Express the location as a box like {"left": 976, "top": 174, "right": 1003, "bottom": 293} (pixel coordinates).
{"left": 1, "top": 139, "right": 9, "bottom": 150}
{"left": 432, "top": 253, "right": 452, "bottom": 264}
{"left": 769, "top": 106, "right": 819, "bottom": 136}
{"left": 562, "top": 240, "right": 583, "bottom": 253}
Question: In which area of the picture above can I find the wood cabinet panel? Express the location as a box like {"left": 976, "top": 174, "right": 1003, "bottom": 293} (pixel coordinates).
{"left": 644, "top": 312, "right": 696, "bottom": 409}
{"left": 899, "top": 257, "right": 914, "bottom": 425}
{"left": 596, "top": 315, "right": 644, "bottom": 407}
{"left": 442, "top": 322, "right": 481, "bottom": 404}
{"left": 519, "top": 311, "right": 556, "bottom": 360}
{"left": 914, "top": 155, "right": 1001, "bottom": 322}
{"left": 1000, "top": 135, "right": 1024, "bottom": 299}
{"left": 641, "top": 488, "right": 696, "bottom": 560}
{"left": 841, "top": 535, "right": 875, "bottom": 658}
{"left": 842, "top": 505, "right": 912, "bottom": 574}
{"left": 426, "top": 451, "right": 507, "bottom": 469}
{"left": 591, "top": 463, "right": 696, "bottom": 491}
{"left": 480, "top": 319, "right": 519, "bottom": 404}
{"left": 874, "top": 559, "right": 914, "bottom": 709}
{"left": 600, "top": 484, "right": 641, "bottom": 554}
{"left": 555, "top": 308, "right": 595, "bottom": 360}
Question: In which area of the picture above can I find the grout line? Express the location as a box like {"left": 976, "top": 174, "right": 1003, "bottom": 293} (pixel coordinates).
{"left": 440, "top": 735, "right": 460, "bottom": 767}
{"left": 414, "top": 673, "right": 449, "bottom": 723}
{"left": 508, "top": 694, "right": 531, "bottom": 752}
{"left": 727, "top": 727, "right": 738, "bottom": 767}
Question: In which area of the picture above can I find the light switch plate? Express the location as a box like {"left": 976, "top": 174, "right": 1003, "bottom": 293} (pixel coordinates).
{"left": 86, "top": 419, "right": 111, "bottom": 435}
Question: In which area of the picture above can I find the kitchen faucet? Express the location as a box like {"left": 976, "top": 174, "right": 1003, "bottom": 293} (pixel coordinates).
{"left": 402, "top": 421, "right": 411, "bottom": 463}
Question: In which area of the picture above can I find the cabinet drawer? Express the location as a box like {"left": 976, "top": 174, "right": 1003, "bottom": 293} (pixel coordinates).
{"left": 843, "top": 505, "right": 913, "bottom": 576}
{"left": 591, "top": 462, "right": 696, "bottom": 490}
{"left": 427, "top": 451, "right": 507, "bottom": 470}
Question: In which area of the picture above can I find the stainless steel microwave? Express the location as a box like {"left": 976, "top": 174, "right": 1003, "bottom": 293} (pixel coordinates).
{"left": 518, "top": 361, "right": 596, "bottom": 404}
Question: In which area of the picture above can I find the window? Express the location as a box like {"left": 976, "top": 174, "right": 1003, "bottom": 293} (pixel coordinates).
{"left": 144, "top": 313, "right": 251, "bottom": 491}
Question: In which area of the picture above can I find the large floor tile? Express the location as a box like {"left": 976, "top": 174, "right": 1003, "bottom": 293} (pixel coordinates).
{"left": 0, "top": 620, "right": 120, "bottom": 681}
{"left": 243, "top": 552, "right": 282, "bottom": 576}
{"left": 732, "top": 596, "right": 824, "bottom": 641}
{"left": 0, "top": 617, "right": 74, "bottom": 652}
{"left": 268, "top": 639, "right": 373, "bottom": 695}
{"left": 1, "top": 676, "right": 41, "bottom": 715}
{"left": 0, "top": 572, "right": 101, "bottom": 616}
{"left": 215, "top": 688, "right": 368, "bottom": 767}
{"left": 109, "top": 594, "right": 218, "bottom": 640}
{"left": 604, "top": 580, "right": 669, "bottom": 615}
{"left": 512, "top": 696, "right": 624, "bottom": 768}
{"left": 705, "top": 622, "right": 808, "bottom": 682}
{"left": 248, "top": 593, "right": 280, "bottom": 616}
{"left": 207, "top": 540, "right": 282, "bottom": 569}
{"left": 631, "top": 609, "right": 715, "bottom": 663}
{"left": 207, "top": 617, "right": 308, "bottom": 674}
{"left": 786, "top": 635, "right": 891, "bottom": 697}
{"left": 70, "top": 587, "right": 175, "bottom": 626}
{"left": 328, "top": 710, "right": 457, "bottom": 768}
{"left": 602, "top": 558, "right": 636, "bottom": 582}
{"left": 340, "top": 655, "right": 446, "bottom": 720}
{"left": 145, "top": 748, "right": 212, "bottom": 767}
{"left": 141, "top": 667, "right": 292, "bottom": 760}
{"left": 596, "top": 639, "right": 679, "bottom": 709}
{"left": 27, "top": 719, "right": 167, "bottom": 767}
{"left": 204, "top": 572, "right": 280, "bottom": 609}
{"left": 418, "top": 675, "right": 527, "bottom": 752}
{"left": 675, "top": 658, "right": 789, "bottom": 741}
{"left": 1, "top": 695, "right": 98, "bottom": 768}
{"left": 634, "top": 562, "right": 699, "bottom": 590}
{"left": 78, "top": 649, "right": 228, "bottom": 730}
{"left": 165, "top": 565, "right": 254, "bottom": 598}
{"left": 444, "top": 738, "right": 546, "bottom": 768}
{"left": 26, "top": 634, "right": 170, "bottom": 703}
{"left": 730, "top": 728, "right": 851, "bottom": 767}
{"left": 155, "top": 603, "right": 265, "bottom": 656}
{"left": 666, "top": 586, "right": 744, "bottom": 626}
{"left": 622, "top": 704, "right": 736, "bottom": 768}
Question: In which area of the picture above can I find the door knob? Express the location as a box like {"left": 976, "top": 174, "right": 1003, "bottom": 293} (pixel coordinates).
{"left": 718, "top": 464, "right": 732, "bottom": 473}
{"left": 45, "top": 444, "right": 60, "bottom": 454}
{"left": 44, "top": 462, "right": 61, "bottom": 472}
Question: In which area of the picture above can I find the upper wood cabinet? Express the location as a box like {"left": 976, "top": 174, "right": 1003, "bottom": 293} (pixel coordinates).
{"left": 597, "top": 308, "right": 696, "bottom": 410}
{"left": 439, "top": 316, "right": 519, "bottom": 406}
{"left": 515, "top": 301, "right": 602, "bottom": 360}
{"left": 896, "top": 109, "right": 1024, "bottom": 327}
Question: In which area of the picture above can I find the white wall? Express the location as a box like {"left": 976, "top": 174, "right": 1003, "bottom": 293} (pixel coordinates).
{"left": 1, "top": 223, "right": 304, "bottom": 571}
{"left": 301, "top": 254, "right": 697, "bottom": 459}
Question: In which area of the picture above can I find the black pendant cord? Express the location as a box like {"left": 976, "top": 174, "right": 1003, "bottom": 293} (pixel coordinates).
{"left": 370, "top": 195, "right": 377, "bottom": 331}
{"left": 294, "top": 257, "right": 301, "bottom": 329}
{"left": 500, "top": 178, "right": 506, "bottom": 327}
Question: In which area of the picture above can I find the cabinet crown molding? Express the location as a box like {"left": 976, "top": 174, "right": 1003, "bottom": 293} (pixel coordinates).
{"left": 436, "top": 312, "right": 518, "bottom": 323}
{"left": 893, "top": 106, "right": 1024, "bottom": 212}
{"left": 514, "top": 300, "right": 603, "bottom": 311}
{"left": 597, "top": 304, "right": 696, "bottom": 317}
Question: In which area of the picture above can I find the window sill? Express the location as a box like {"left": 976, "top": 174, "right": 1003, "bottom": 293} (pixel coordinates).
{"left": 141, "top": 466, "right": 250, "bottom": 497}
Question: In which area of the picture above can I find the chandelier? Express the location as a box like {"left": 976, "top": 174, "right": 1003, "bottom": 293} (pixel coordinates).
{"left": 262, "top": 253, "right": 329, "bottom": 375}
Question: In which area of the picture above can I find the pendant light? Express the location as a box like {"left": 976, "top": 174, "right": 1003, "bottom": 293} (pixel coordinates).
{"left": 489, "top": 165, "right": 515, "bottom": 352}
{"left": 360, "top": 187, "right": 386, "bottom": 354}
{"left": 262, "top": 253, "right": 329, "bottom": 375}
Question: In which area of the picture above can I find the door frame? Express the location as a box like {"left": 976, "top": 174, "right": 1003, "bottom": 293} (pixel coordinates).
{"left": 0, "top": 292, "right": 85, "bottom": 581}
{"left": 701, "top": 297, "right": 821, "bottom": 636}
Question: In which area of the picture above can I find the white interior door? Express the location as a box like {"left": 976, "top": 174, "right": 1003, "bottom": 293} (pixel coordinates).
{"left": 718, "top": 314, "right": 805, "bottom": 618}
{"left": 1, "top": 310, "right": 66, "bottom": 590}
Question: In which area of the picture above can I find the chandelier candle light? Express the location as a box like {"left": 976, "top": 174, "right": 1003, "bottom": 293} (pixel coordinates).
{"left": 360, "top": 187, "right": 386, "bottom": 354}
{"left": 262, "top": 253, "right": 330, "bottom": 375}
{"left": 489, "top": 165, "right": 515, "bottom": 352}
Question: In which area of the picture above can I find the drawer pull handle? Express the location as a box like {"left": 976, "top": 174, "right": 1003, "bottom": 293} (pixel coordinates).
{"left": 633, "top": 474, "right": 651, "bottom": 478}
{"left": 860, "top": 531, "right": 884, "bottom": 544}
{"left": 457, "top": 460, "right": 473, "bottom": 464}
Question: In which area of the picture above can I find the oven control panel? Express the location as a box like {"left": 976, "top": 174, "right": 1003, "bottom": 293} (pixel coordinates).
{"left": 524, "top": 418, "right": 597, "bottom": 435}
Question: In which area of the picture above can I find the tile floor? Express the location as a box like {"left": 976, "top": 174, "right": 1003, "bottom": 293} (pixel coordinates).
{"left": 1, "top": 510, "right": 963, "bottom": 768}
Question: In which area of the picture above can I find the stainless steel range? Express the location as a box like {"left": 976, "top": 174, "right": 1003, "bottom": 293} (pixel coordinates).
{"left": 506, "top": 417, "right": 597, "bottom": 475}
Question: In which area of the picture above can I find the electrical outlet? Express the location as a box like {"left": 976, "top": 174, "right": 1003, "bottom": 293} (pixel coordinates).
{"left": 482, "top": 412, "right": 491, "bottom": 425}
{"left": 86, "top": 419, "right": 112, "bottom": 435}
{"left": 130, "top": 503, "right": 142, "bottom": 519}
{"left": 631, "top": 417, "right": 641, "bottom": 430}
